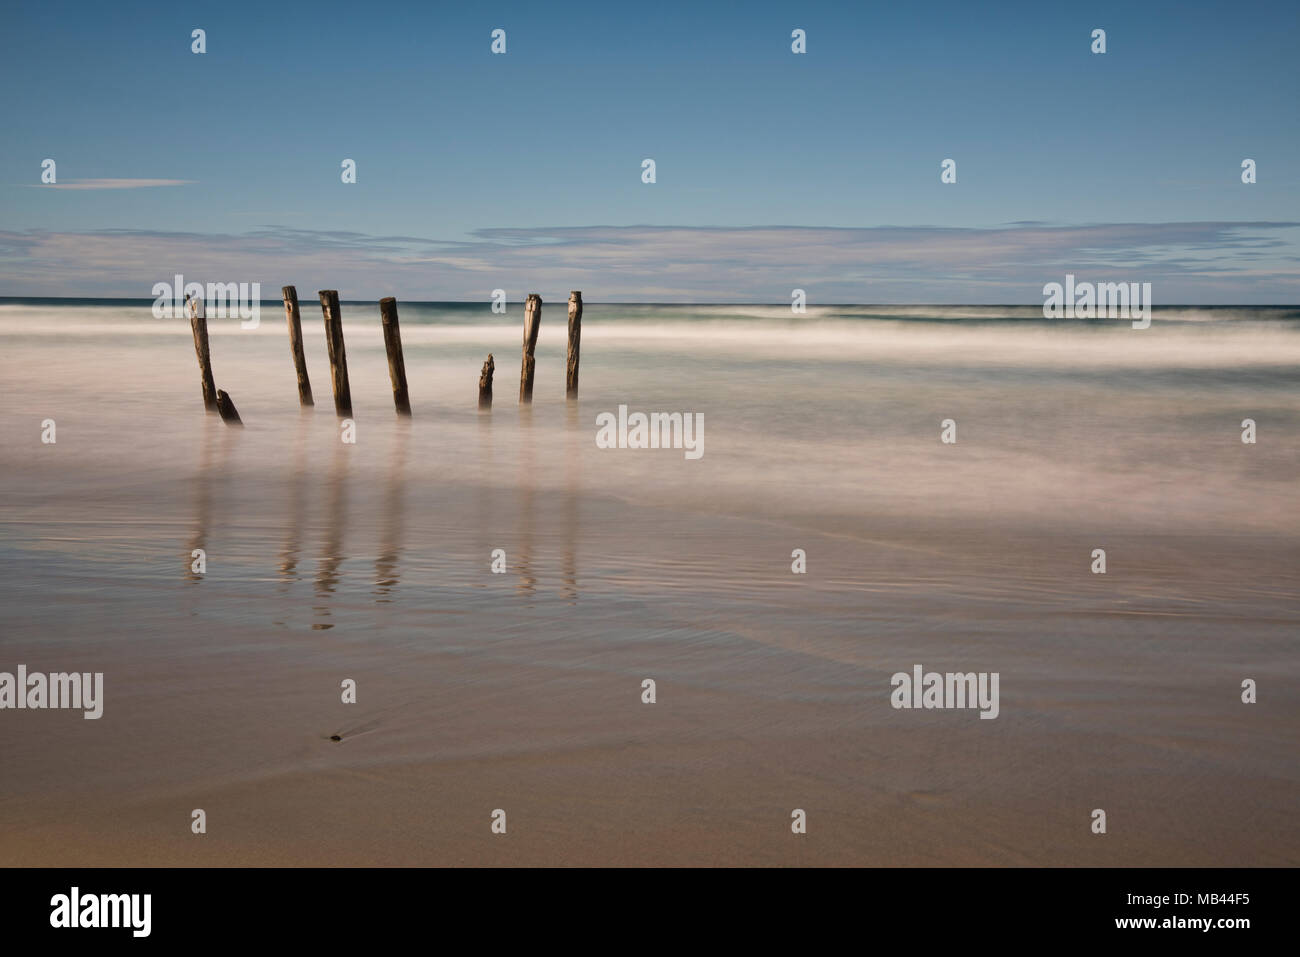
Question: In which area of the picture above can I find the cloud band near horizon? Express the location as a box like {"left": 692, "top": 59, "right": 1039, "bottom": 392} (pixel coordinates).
{"left": 0, "top": 222, "right": 1296, "bottom": 303}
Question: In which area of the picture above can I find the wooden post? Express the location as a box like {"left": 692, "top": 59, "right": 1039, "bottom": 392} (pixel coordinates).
{"left": 566, "top": 290, "right": 582, "bottom": 399}
{"left": 520, "top": 293, "right": 541, "bottom": 403}
{"left": 282, "top": 285, "right": 314, "bottom": 407}
{"left": 318, "top": 290, "right": 353, "bottom": 417}
{"left": 379, "top": 297, "right": 411, "bottom": 416}
{"left": 216, "top": 389, "right": 243, "bottom": 426}
{"left": 479, "top": 354, "right": 495, "bottom": 409}
{"left": 190, "top": 313, "right": 218, "bottom": 412}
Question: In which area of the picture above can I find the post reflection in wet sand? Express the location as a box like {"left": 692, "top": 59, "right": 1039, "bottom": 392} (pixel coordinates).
{"left": 516, "top": 404, "right": 536, "bottom": 597}
{"left": 475, "top": 403, "right": 495, "bottom": 586}
{"left": 563, "top": 402, "right": 580, "bottom": 603}
{"left": 185, "top": 418, "right": 229, "bottom": 583}
{"left": 374, "top": 421, "right": 409, "bottom": 602}
{"left": 313, "top": 435, "right": 349, "bottom": 629}
{"left": 278, "top": 413, "right": 311, "bottom": 590}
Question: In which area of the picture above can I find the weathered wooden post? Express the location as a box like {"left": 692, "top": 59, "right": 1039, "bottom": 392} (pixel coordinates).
{"left": 216, "top": 389, "right": 243, "bottom": 426}
{"left": 566, "top": 290, "right": 582, "bottom": 399}
{"left": 379, "top": 297, "right": 411, "bottom": 416}
{"left": 479, "top": 354, "right": 495, "bottom": 409}
{"left": 520, "top": 294, "right": 541, "bottom": 403}
{"left": 190, "top": 311, "right": 218, "bottom": 412}
{"left": 282, "top": 285, "right": 313, "bottom": 407}
{"left": 318, "top": 290, "right": 353, "bottom": 417}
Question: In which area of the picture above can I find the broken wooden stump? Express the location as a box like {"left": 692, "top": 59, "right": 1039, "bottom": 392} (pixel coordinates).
{"left": 566, "top": 290, "right": 582, "bottom": 399}
{"left": 379, "top": 297, "right": 411, "bottom": 416}
{"left": 190, "top": 313, "right": 218, "bottom": 412}
{"left": 479, "top": 354, "right": 495, "bottom": 409}
{"left": 519, "top": 293, "right": 541, "bottom": 403}
{"left": 317, "top": 290, "right": 353, "bottom": 417}
{"left": 282, "top": 285, "right": 314, "bottom": 407}
{"left": 216, "top": 389, "right": 243, "bottom": 426}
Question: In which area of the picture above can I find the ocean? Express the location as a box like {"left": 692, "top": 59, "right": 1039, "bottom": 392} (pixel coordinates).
{"left": 1, "top": 299, "right": 1297, "bottom": 865}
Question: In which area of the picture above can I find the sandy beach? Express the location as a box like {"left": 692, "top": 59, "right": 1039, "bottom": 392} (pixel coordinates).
{"left": 1, "top": 302, "right": 1297, "bottom": 866}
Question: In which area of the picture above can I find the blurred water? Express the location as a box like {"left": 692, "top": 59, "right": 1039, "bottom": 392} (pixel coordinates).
{"left": 2, "top": 299, "right": 1297, "bottom": 533}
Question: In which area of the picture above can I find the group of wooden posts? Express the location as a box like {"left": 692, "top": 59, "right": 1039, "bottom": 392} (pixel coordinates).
{"left": 188, "top": 287, "right": 583, "bottom": 426}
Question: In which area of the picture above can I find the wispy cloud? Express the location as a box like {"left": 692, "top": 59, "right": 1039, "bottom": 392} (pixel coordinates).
{"left": 0, "top": 222, "right": 1297, "bottom": 302}
{"left": 28, "top": 179, "right": 194, "bottom": 190}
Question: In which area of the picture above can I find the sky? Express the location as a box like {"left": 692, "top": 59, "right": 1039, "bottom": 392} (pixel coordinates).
{"left": 1, "top": 0, "right": 1297, "bottom": 302}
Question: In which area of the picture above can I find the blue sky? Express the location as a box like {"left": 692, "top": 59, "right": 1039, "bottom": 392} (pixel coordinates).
{"left": 1, "top": 0, "right": 1297, "bottom": 301}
